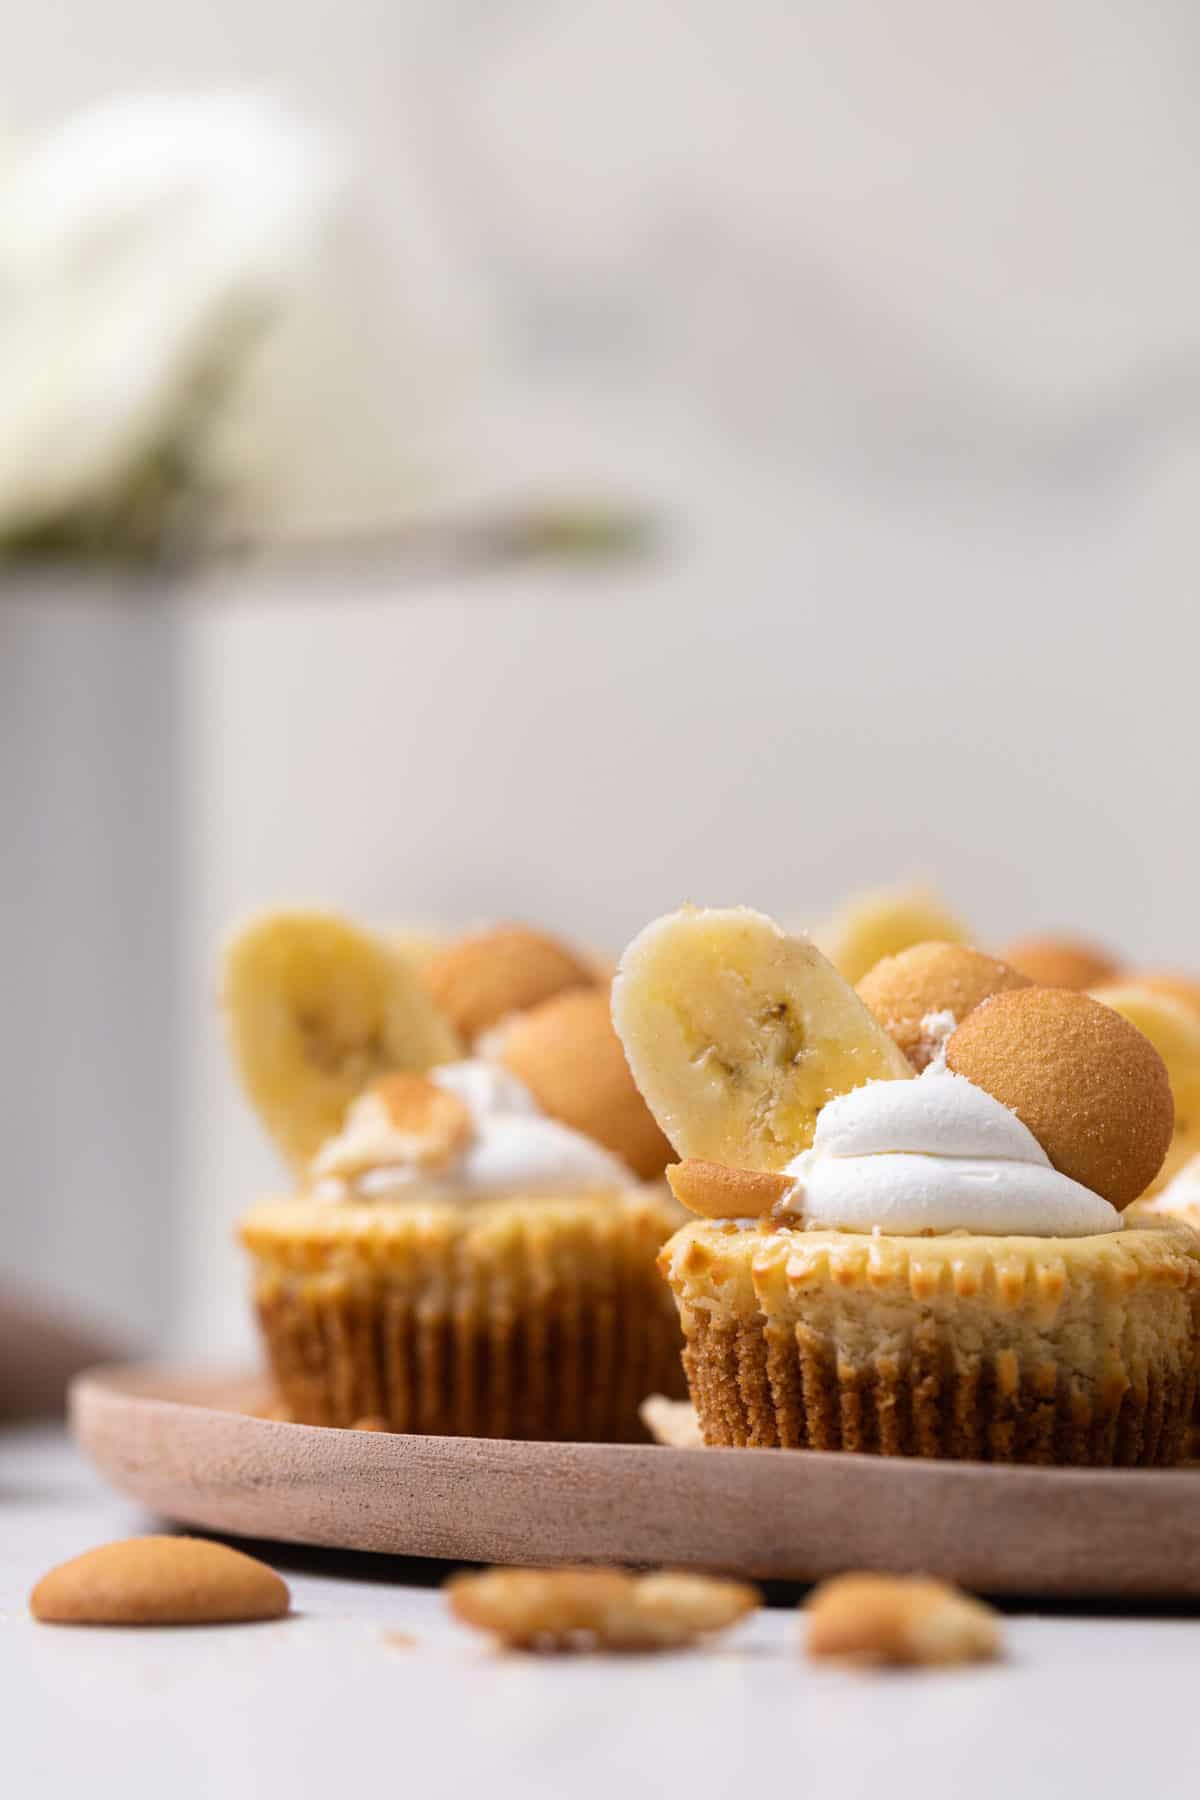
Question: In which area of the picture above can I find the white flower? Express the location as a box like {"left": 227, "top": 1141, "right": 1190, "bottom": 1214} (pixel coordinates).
{"left": 0, "top": 90, "right": 338, "bottom": 547}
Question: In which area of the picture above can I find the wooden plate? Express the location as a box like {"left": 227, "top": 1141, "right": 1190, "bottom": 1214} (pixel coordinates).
{"left": 70, "top": 1363, "right": 1200, "bottom": 1596}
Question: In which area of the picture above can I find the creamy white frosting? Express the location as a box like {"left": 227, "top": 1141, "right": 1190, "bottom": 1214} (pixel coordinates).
{"left": 776, "top": 1066, "right": 1122, "bottom": 1236}
{"left": 310, "top": 1059, "right": 634, "bottom": 1204}
{"left": 914, "top": 1008, "right": 958, "bottom": 1070}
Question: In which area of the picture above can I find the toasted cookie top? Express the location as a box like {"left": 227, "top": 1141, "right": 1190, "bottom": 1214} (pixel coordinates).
{"left": 999, "top": 935, "right": 1121, "bottom": 992}
{"left": 858, "top": 942, "right": 1030, "bottom": 1069}
{"left": 31, "top": 1537, "right": 289, "bottom": 1626}
{"left": 423, "top": 925, "right": 597, "bottom": 1043}
{"left": 666, "top": 1158, "right": 793, "bottom": 1218}
{"left": 500, "top": 987, "right": 673, "bottom": 1181}
{"left": 946, "top": 987, "right": 1173, "bottom": 1208}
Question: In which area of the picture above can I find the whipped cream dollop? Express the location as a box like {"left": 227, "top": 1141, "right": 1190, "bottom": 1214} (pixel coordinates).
{"left": 310, "top": 1059, "right": 635, "bottom": 1204}
{"left": 777, "top": 1065, "right": 1122, "bottom": 1236}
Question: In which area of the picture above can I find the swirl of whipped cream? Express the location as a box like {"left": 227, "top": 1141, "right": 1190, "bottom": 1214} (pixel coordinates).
{"left": 778, "top": 1066, "right": 1122, "bottom": 1236}
{"left": 311, "top": 1059, "right": 635, "bottom": 1204}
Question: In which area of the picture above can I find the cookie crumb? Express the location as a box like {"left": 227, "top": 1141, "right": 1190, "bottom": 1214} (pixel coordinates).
{"left": 447, "top": 1566, "right": 758, "bottom": 1652}
{"left": 640, "top": 1394, "right": 704, "bottom": 1448}
{"left": 805, "top": 1573, "right": 1001, "bottom": 1668}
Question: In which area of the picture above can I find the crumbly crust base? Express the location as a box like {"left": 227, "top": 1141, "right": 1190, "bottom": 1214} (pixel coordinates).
{"left": 242, "top": 1189, "right": 686, "bottom": 1440}
{"left": 660, "top": 1220, "right": 1200, "bottom": 1464}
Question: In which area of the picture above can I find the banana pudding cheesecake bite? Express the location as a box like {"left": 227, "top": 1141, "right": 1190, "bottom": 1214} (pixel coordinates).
{"left": 614, "top": 906, "right": 1200, "bottom": 1465}
{"left": 228, "top": 911, "right": 685, "bottom": 1441}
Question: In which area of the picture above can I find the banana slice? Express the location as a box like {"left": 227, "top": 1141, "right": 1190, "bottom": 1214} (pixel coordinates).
{"left": 222, "top": 910, "right": 462, "bottom": 1172}
{"left": 812, "top": 885, "right": 969, "bottom": 985}
{"left": 612, "top": 906, "right": 912, "bottom": 1171}
{"left": 1092, "top": 982, "right": 1200, "bottom": 1190}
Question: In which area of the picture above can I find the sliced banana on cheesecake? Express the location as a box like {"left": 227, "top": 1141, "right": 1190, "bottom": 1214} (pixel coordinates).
{"left": 612, "top": 905, "right": 912, "bottom": 1172}
{"left": 222, "top": 909, "right": 461, "bottom": 1173}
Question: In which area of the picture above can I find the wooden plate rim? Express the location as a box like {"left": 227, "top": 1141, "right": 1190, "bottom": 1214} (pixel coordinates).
{"left": 68, "top": 1362, "right": 1200, "bottom": 1596}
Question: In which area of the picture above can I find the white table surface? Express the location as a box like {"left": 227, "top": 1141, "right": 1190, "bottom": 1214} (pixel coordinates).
{"left": 5, "top": 1423, "right": 1200, "bottom": 1799}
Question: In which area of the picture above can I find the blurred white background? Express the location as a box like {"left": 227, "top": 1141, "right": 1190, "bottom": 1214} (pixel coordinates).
{"left": 5, "top": 0, "right": 1200, "bottom": 1357}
